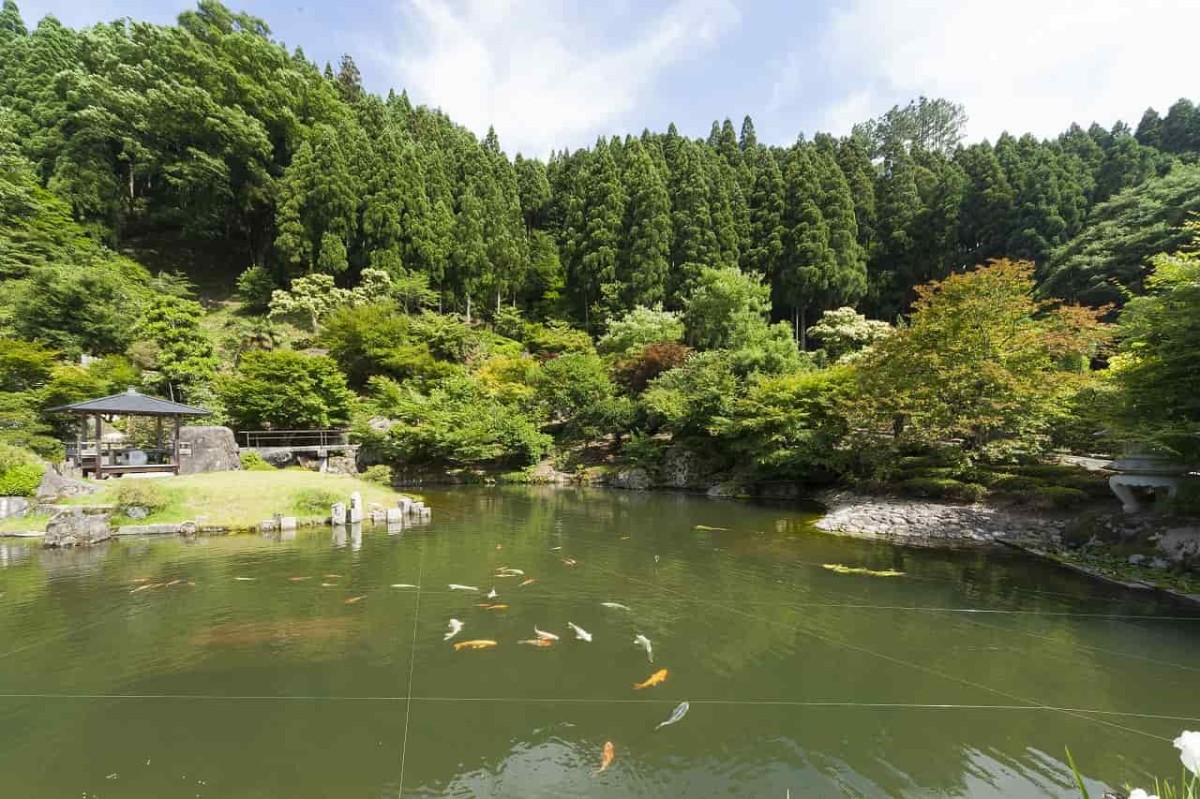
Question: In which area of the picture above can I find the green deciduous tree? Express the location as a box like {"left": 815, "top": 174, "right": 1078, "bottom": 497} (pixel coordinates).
{"left": 853, "top": 259, "right": 1110, "bottom": 456}
{"left": 219, "top": 349, "right": 355, "bottom": 429}
{"left": 1109, "top": 222, "right": 1200, "bottom": 460}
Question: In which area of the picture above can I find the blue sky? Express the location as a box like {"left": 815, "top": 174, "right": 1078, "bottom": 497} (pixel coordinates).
{"left": 13, "top": 0, "right": 1200, "bottom": 157}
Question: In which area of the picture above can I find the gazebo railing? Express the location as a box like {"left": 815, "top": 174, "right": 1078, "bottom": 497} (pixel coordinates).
{"left": 239, "top": 429, "right": 350, "bottom": 448}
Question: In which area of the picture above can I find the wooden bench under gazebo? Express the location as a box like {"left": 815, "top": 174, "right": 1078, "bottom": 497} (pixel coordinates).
{"left": 49, "top": 388, "right": 210, "bottom": 478}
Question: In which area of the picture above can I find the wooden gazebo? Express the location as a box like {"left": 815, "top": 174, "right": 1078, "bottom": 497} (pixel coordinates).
{"left": 49, "top": 388, "right": 210, "bottom": 478}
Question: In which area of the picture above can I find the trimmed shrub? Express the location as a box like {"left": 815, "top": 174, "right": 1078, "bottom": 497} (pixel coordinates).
{"left": 0, "top": 462, "right": 42, "bottom": 497}
{"left": 112, "top": 480, "right": 170, "bottom": 514}
{"left": 898, "top": 477, "right": 987, "bottom": 503}
{"left": 291, "top": 488, "right": 342, "bottom": 516}
{"left": 239, "top": 451, "right": 275, "bottom": 471}
{"left": 985, "top": 474, "right": 1045, "bottom": 493}
{"left": 363, "top": 464, "right": 392, "bottom": 486}
{"left": 1034, "top": 486, "right": 1088, "bottom": 508}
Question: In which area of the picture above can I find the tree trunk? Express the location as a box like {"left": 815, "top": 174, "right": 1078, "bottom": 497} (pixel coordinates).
{"left": 799, "top": 306, "right": 807, "bottom": 351}
{"left": 465, "top": 294, "right": 471, "bottom": 325}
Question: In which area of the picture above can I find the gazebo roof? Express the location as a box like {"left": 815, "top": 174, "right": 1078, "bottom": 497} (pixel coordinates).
{"left": 47, "top": 388, "right": 210, "bottom": 417}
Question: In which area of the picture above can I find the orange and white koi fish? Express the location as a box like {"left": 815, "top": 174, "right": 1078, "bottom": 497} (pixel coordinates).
{"left": 344, "top": 595, "right": 366, "bottom": 605}
{"left": 453, "top": 639, "right": 497, "bottom": 651}
{"left": 561, "top": 558, "right": 577, "bottom": 567}
{"left": 518, "top": 638, "right": 554, "bottom": 647}
{"left": 484, "top": 604, "right": 508, "bottom": 611}
{"left": 596, "top": 741, "right": 614, "bottom": 774}
{"left": 288, "top": 576, "right": 311, "bottom": 582}
{"left": 633, "top": 668, "right": 668, "bottom": 690}
{"left": 519, "top": 578, "right": 536, "bottom": 587}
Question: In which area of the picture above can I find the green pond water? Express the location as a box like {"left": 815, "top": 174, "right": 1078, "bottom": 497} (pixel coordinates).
{"left": 0, "top": 487, "right": 1197, "bottom": 798}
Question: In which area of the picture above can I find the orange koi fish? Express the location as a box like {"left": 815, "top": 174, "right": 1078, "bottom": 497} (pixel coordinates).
{"left": 344, "top": 595, "right": 366, "bottom": 605}
{"left": 596, "top": 741, "right": 614, "bottom": 774}
{"left": 454, "top": 640, "right": 498, "bottom": 651}
{"left": 633, "top": 668, "right": 668, "bottom": 690}
{"left": 519, "top": 578, "right": 536, "bottom": 587}
{"left": 517, "top": 638, "right": 554, "bottom": 647}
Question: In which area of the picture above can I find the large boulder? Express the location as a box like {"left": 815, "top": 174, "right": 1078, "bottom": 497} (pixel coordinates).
{"left": 178, "top": 426, "right": 240, "bottom": 474}
{"left": 0, "top": 496, "right": 30, "bottom": 519}
{"left": 44, "top": 508, "right": 112, "bottom": 547}
{"left": 35, "top": 463, "right": 96, "bottom": 501}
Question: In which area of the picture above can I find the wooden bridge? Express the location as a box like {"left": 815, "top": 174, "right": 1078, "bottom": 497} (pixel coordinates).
{"left": 238, "top": 429, "right": 357, "bottom": 472}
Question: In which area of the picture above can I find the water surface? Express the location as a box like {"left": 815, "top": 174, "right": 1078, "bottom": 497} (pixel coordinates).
{"left": 1, "top": 487, "right": 1197, "bottom": 797}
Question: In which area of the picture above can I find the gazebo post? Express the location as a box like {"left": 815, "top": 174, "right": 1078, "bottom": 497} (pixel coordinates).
{"left": 94, "top": 413, "right": 103, "bottom": 480}
{"left": 74, "top": 415, "right": 83, "bottom": 472}
{"left": 155, "top": 416, "right": 163, "bottom": 463}
{"left": 173, "top": 414, "right": 181, "bottom": 475}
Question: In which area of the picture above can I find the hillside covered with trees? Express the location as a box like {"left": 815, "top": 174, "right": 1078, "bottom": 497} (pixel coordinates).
{"left": 2, "top": 0, "right": 1199, "bottom": 501}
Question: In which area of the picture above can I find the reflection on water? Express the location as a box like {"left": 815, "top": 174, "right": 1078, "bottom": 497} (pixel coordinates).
{"left": 0, "top": 486, "right": 1196, "bottom": 798}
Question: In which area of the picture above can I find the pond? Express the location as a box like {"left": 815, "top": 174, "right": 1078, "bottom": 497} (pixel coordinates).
{"left": 0, "top": 487, "right": 1197, "bottom": 797}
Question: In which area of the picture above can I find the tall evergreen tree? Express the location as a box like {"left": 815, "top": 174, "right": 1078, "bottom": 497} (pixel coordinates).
{"left": 738, "top": 115, "right": 757, "bottom": 152}
{"left": 619, "top": 140, "right": 671, "bottom": 308}
{"left": 666, "top": 139, "right": 718, "bottom": 307}
{"left": 744, "top": 146, "right": 785, "bottom": 282}
{"left": 779, "top": 142, "right": 834, "bottom": 344}
{"left": 571, "top": 139, "right": 626, "bottom": 326}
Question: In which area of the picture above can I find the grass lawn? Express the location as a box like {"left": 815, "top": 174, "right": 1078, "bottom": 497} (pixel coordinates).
{"left": 0, "top": 512, "right": 53, "bottom": 535}
{"left": 63, "top": 470, "right": 412, "bottom": 529}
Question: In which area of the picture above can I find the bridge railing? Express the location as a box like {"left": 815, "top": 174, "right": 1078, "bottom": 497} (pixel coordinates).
{"left": 239, "top": 429, "right": 350, "bottom": 448}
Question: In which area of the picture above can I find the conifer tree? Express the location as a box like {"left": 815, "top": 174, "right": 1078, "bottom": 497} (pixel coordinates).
{"left": 571, "top": 139, "right": 626, "bottom": 326}
{"left": 738, "top": 115, "right": 757, "bottom": 152}
{"left": 744, "top": 146, "right": 785, "bottom": 282}
{"left": 813, "top": 137, "right": 866, "bottom": 311}
{"left": 619, "top": 140, "right": 671, "bottom": 308}
{"left": 666, "top": 139, "right": 718, "bottom": 307}
{"left": 955, "top": 142, "right": 1014, "bottom": 266}
{"left": 779, "top": 142, "right": 834, "bottom": 345}
{"left": 274, "top": 124, "right": 358, "bottom": 275}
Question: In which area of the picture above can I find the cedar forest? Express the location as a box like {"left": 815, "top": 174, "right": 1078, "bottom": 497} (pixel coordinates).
{"left": 2, "top": 0, "right": 1200, "bottom": 501}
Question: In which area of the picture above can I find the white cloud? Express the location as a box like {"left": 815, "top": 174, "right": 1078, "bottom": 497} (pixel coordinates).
{"left": 778, "top": 0, "right": 1200, "bottom": 141}
{"left": 377, "top": 0, "right": 740, "bottom": 156}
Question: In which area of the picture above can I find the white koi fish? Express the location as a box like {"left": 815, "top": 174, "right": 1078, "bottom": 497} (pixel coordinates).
{"left": 448, "top": 584, "right": 480, "bottom": 592}
{"left": 634, "top": 634, "right": 653, "bottom": 663}
{"left": 656, "top": 701, "right": 689, "bottom": 730}
{"left": 534, "top": 626, "right": 559, "bottom": 642}
{"left": 444, "top": 619, "right": 464, "bottom": 641}
{"left": 567, "top": 622, "right": 592, "bottom": 642}
{"left": 496, "top": 567, "right": 525, "bottom": 576}
{"left": 487, "top": 587, "right": 497, "bottom": 599}
{"left": 390, "top": 583, "right": 417, "bottom": 589}
{"left": 600, "top": 602, "right": 630, "bottom": 611}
